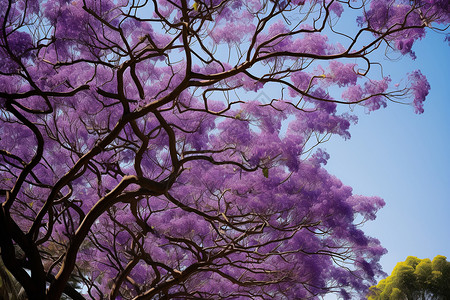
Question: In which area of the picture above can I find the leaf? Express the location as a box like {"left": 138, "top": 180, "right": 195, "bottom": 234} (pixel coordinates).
{"left": 262, "top": 167, "right": 269, "bottom": 178}
{"left": 193, "top": 1, "right": 199, "bottom": 11}
{"left": 235, "top": 109, "right": 244, "bottom": 120}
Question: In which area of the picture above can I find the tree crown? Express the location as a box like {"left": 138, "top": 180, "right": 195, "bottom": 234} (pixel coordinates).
{"left": 368, "top": 255, "right": 450, "bottom": 300}
{"left": 0, "top": 0, "right": 448, "bottom": 299}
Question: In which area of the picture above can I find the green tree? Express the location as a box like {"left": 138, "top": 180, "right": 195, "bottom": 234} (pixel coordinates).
{"left": 368, "top": 255, "right": 450, "bottom": 300}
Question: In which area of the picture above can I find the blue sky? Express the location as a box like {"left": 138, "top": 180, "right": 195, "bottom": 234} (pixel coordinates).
{"left": 324, "top": 29, "right": 450, "bottom": 276}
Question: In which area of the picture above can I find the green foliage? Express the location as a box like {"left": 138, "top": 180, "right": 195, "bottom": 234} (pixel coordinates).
{"left": 262, "top": 167, "right": 269, "bottom": 178}
{"left": 367, "top": 255, "right": 450, "bottom": 300}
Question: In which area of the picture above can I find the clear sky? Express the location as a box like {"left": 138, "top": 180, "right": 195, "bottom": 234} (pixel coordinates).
{"left": 323, "top": 29, "right": 450, "bottom": 278}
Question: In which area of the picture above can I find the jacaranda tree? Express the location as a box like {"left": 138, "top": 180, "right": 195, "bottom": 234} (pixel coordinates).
{"left": 0, "top": 0, "right": 448, "bottom": 299}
